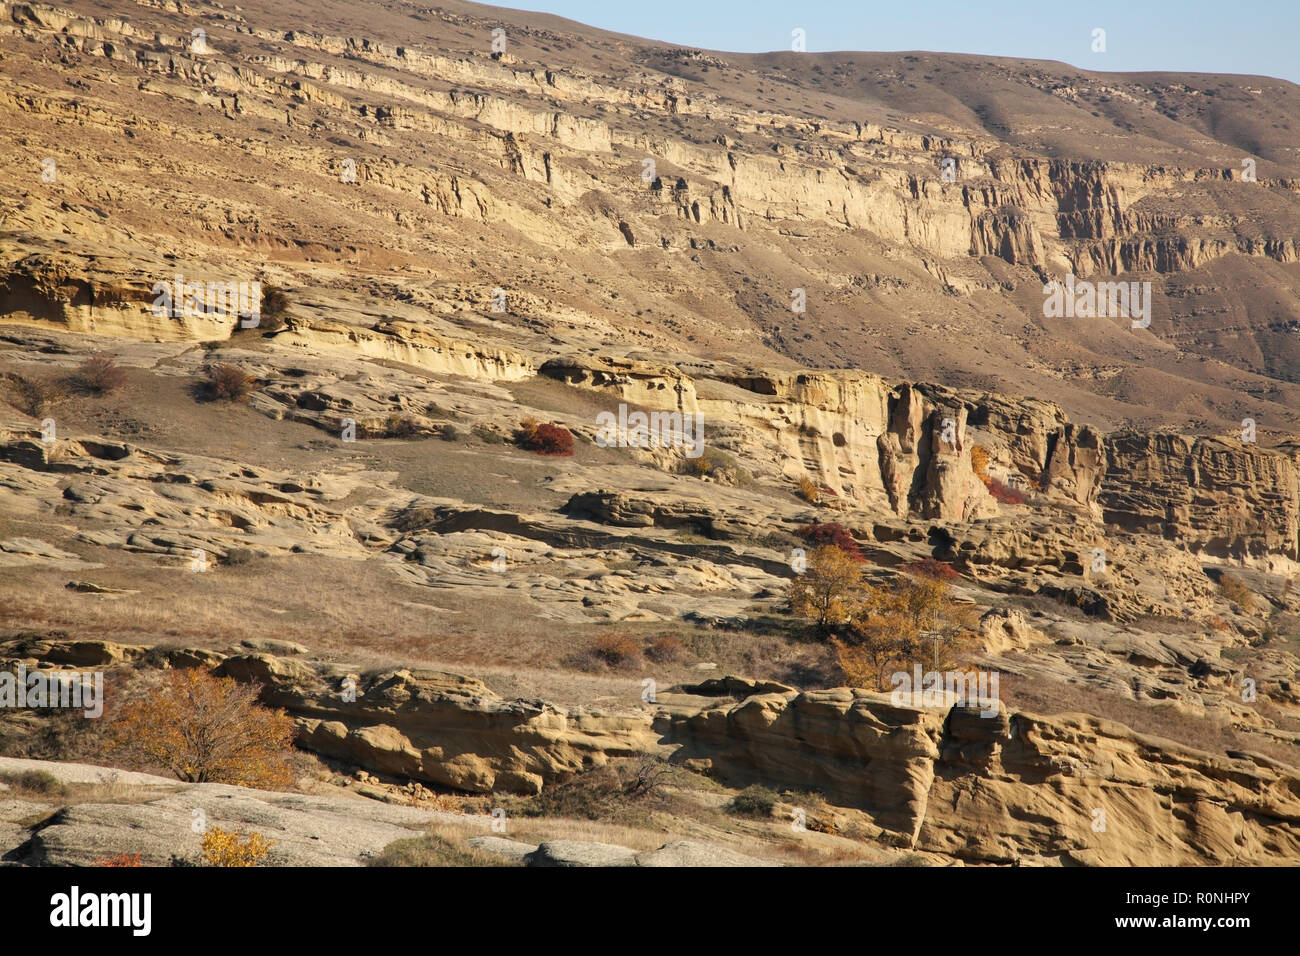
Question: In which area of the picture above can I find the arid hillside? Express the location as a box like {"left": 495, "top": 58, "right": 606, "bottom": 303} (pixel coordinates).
{"left": 1, "top": 0, "right": 1299, "bottom": 433}
{"left": 1, "top": 0, "right": 1298, "bottom": 868}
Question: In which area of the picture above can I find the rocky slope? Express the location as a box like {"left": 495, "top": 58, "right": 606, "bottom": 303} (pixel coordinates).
{"left": 0, "top": 0, "right": 1299, "bottom": 867}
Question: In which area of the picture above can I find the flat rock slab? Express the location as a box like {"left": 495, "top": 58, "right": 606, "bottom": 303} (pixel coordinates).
{"left": 634, "top": 840, "right": 777, "bottom": 867}
{"left": 524, "top": 838, "right": 778, "bottom": 867}
{"left": 466, "top": 835, "right": 538, "bottom": 862}
{"left": 0, "top": 757, "right": 467, "bottom": 867}
{"left": 525, "top": 840, "right": 640, "bottom": 867}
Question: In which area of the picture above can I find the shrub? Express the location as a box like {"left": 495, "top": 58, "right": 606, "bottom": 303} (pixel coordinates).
{"left": 224, "top": 547, "right": 258, "bottom": 566}
{"left": 369, "top": 833, "right": 513, "bottom": 867}
{"left": 1218, "top": 574, "right": 1255, "bottom": 612}
{"left": 622, "top": 754, "right": 671, "bottom": 799}
{"left": 108, "top": 668, "right": 296, "bottom": 788}
{"left": 970, "top": 444, "right": 991, "bottom": 482}
{"left": 472, "top": 423, "right": 507, "bottom": 444}
{"left": 74, "top": 357, "right": 128, "bottom": 395}
{"left": 201, "top": 827, "right": 274, "bottom": 867}
{"left": 361, "top": 414, "right": 420, "bottom": 439}
{"left": 94, "top": 853, "right": 142, "bottom": 867}
{"left": 795, "top": 475, "right": 820, "bottom": 504}
{"left": 795, "top": 522, "right": 865, "bottom": 562}
{"left": 392, "top": 506, "right": 439, "bottom": 533}
{"left": 205, "top": 364, "right": 259, "bottom": 403}
{"left": 515, "top": 418, "right": 574, "bottom": 456}
{"left": 9, "top": 375, "right": 67, "bottom": 416}
{"left": 438, "top": 423, "right": 461, "bottom": 442}
{"left": 260, "top": 283, "right": 290, "bottom": 321}
{"left": 728, "top": 784, "right": 778, "bottom": 817}
{"left": 516, "top": 416, "right": 540, "bottom": 445}
{"left": 590, "top": 634, "right": 642, "bottom": 669}
{"left": 986, "top": 478, "right": 1025, "bottom": 504}
{"left": 645, "top": 634, "right": 686, "bottom": 663}
{"left": 902, "top": 557, "right": 960, "bottom": 582}
{"left": 683, "top": 447, "right": 752, "bottom": 485}
{"left": 5, "top": 769, "right": 66, "bottom": 796}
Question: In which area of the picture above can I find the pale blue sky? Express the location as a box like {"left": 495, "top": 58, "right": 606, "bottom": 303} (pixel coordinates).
{"left": 505, "top": 0, "right": 1300, "bottom": 83}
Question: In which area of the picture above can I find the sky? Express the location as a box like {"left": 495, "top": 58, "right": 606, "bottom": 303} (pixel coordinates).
{"left": 503, "top": 0, "right": 1300, "bottom": 84}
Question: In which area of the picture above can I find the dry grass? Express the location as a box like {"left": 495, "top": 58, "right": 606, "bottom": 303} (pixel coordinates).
{"left": 0, "top": 771, "right": 179, "bottom": 806}
{"left": 997, "top": 670, "right": 1300, "bottom": 767}
{"left": 1218, "top": 573, "right": 1256, "bottom": 613}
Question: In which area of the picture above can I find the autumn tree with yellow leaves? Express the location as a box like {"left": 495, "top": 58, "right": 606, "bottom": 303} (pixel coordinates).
{"left": 785, "top": 544, "right": 978, "bottom": 689}
{"left": 109, "top": 668, "right": 296, "bottom": 789}
{"left": 784, "top": 545, "right": 864, "bottom": 634}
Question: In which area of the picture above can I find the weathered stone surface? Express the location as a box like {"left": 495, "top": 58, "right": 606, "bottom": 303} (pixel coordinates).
{"left": 524, "top": 840, "right": 639, "bottom": 867}
{"left": 666, "top": 690, "right": 1300, "bottom": 865}
{"left": 0, "top": 757, "right": 465, "bottom": 867}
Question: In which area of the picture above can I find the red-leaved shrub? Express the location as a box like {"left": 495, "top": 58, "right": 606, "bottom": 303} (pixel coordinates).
{"left": 515, "top": 418, "right": 574, "bottom": 456}
{"left": 986, "top": 479, "right": 1025, "bottom": 504}
{"left": 796, "top": 522, "right": 865, "bottom": 562}
{"left": 902, "top": 557, "right": 960, "bottom": 582}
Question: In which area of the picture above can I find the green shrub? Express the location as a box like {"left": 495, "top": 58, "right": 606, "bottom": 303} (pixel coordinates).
{"left": 728, "top": 784, "right": 778, "bottom": 817}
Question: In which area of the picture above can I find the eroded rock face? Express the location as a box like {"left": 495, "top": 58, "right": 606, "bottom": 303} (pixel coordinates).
{"left": 215, "top": 655, "right": 666, "bottom": 795}
{"left": 1101, "top": 433, "right": 1300, "bottom": 566}
{"left": 5, "top": 634, "right": 1297, "bottom": 866}
{"left": 667, "top": 688, "right": 1300, "bottom": 865}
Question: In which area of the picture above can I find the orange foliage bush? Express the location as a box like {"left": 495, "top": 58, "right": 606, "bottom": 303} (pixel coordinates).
{"left": 108, "top": 668, "right": 296, "bottom": 789}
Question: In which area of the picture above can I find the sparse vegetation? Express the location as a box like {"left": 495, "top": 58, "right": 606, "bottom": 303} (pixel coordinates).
{"left": 94, "top": 852, "right": 142, "bottom": 867}
{"left": 795, "top": 475, "right": 820, "bottom": 504}
{"left": 204, "top": 363, "right": 259, "bottom": 403}
{"left": 201, "top": 827, "right": 275, "bottom": 867}
{"left": 1218, "top": 573, "right": 1255, "bottom": 612}
{"left": 72, "top": 356, "right": 128, "bottom": 395}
